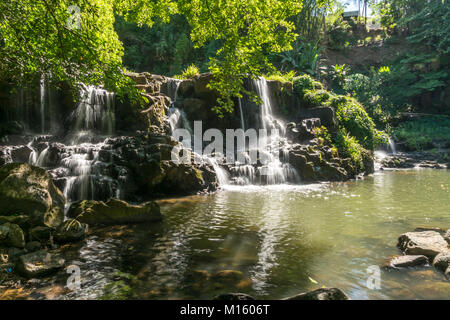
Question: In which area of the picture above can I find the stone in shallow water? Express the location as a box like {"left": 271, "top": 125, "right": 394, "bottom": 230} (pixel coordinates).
{"left": 213, "top": 293, "right": 256, "bottom": 300}
{"left": 432, "top": 252, "right": 450, "bottom": 272}
{"left": 444, "top": 229, "right": 450, "bottom": 244}
{"left": 16, "top": 250, "right": 65, "bottom": 278}
{"left": 67, "top": 199, "right": 162, "bottom": 226}
{"left": 54, "top": 219, "right": 88, "bottom": 243}
{"left": 397, "top": 231, "right": 449, "bottom": 258}
{"left": 283, "top": 288, "right": 350, "bottom": 300}
{"left": 385, "top": 255, "right": 429, "bottom": 269}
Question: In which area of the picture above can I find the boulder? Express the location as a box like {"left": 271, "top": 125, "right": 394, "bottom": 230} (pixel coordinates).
{"left": 213, "top": 293, "right": 256, "bottom": 301}
{"left": 0, "top": 163, "right": 65, "bottom": 228}
{"left": 283, "top": 288, "right": 350, "bottom": 300}
{"left": 300, "top": 107, "right": 338, "bottom": 131}
{"left": 0, "top": 215, "right": 30, "bottom": 229}
{"left": 0, "top": 223, "right": 25, "bottom": 248}
{"left": 25, "top": 241, "right": 42, "bottom": 252}
{"left": 67, "top": 198, "right": 162, "bottom": 225}
{"left": 397, "top": 231, "right": 449, "bottom": 258}
{"left": 444, "top": 229, "right": 450, "bottom": 244}
{"left": 10, "top": 146, "right": 32, "bottom": 163}
{"left": 384, "top": 255, "right": 429, "bottom": 269}
{"left": 432, "top": 252, "right": 450, "bottom": 272}
{"left": 29, "top": 226, "right": 52, "bottom": 242}
{"left": 16, "top": 250, "right": 65, "bottom": 278}
{"left": 54, "top": 219, "right": 88, "bottom": 243}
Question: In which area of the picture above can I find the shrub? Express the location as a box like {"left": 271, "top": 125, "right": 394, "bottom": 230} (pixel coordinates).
{"left": 174, "top": 64, "right": 200, "bottom": 80}
{"left": 334, "top": 128, "right": 365, "bottom": 170}
{"left": 328, "top": 95, "right": 379, "bottom": 150}
{"left": 392, "top": 116, "right": 450, "bottom": 151}
{"left": 303, "top": 89, "right": 333, "bottom": 108}
{"left": 264, "top": 70, "right": 297, "bottom": 83}
{"left": 292, "top": 74, "right": 323, "bottom": 97}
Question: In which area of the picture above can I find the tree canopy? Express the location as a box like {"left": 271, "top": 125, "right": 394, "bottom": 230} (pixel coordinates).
{"left": 0, "top": 0, "right": 319, "bottom": 114}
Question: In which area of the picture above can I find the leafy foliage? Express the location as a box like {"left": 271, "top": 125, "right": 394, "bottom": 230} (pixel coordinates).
{"left": 174, "top": 64, "right": 200, "bottom": 80}
{"left": 392, "top": 116, "right": 450, "bottom": 151}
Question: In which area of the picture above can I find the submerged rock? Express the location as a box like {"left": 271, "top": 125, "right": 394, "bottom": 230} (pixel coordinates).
{"left": 0, "top": 163, "right": 65, "bottom": 228}
{"left": 397, "top": 231, "right": 449, "bottom": 258}
{"left": 384, "top": 255, "right": 429, "bottom": 269}
{"left": 67, "top": 198, "right": 162, "bottom": 225}
{"left": 213, "top": 293, "right": 256, "bottom": 301}
{"left": 283, "top": 288, "right": 350, "bottom": 300}
{"left": 16, "top": 250, "right": 65, "bottom": 278}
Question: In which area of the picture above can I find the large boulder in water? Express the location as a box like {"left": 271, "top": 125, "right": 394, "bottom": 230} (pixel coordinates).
{"left": 398, "top": 231, "right": 449, "bottom": 258}
{"left": 15, "top": 250, "right": 65, "bottom": 278}
{"left": 67, "top": 198, "right": 162, "bottom": 225}
{"left": 283, "top": 288, "right": 350, "bottom": 300}
{"left": 0, "top": 163, "right": 65, "bottom": 228}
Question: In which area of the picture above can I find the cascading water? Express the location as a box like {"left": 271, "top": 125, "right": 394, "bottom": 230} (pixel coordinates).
{"left": 40, "top": 77, "right": 46, "bottom": 133}
{"left": 229, "top": 78, "right": 299, "bottom": 185}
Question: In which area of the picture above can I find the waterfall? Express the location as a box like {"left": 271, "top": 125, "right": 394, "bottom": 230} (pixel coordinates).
{"left": 73, "top": 86, "right": 115, "bottom": 137}
{"left": 167, "top": 81, "right": 229, "bottom": 186}
{"left": 229, "top": 78, "right": 299, "bottom": 185}
{"left": 165, "top": 78, "right": 182, "bottom": 102}
{"left": 40, "top": 77, "right": 46, "bottom": 133}
{"left": 238, "top": 98, "right": 245, "bottom": 131}
{"left": 388, "top": 137, "right": 397, "bottom": 154}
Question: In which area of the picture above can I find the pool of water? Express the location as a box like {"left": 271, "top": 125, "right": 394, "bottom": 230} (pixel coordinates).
{"left": 59, "top": 169, "right": 450, "bottom": 300}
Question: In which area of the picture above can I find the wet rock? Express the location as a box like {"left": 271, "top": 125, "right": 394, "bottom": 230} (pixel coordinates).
{"left": 177, "top": 79, "right": 195, "bottom": 98}
{"left": 10, "top": 145, "right": 32, "bottom": 163}
{"left": 432, "top": 252, "right": 450, "bottom": 272}
{"left": 30, "top": 226, "right": 52, "bottom": 242}
{"left": 283, "top": 288, "right": 350, "bottom": 300}
{"left": 54, "top": 219, "right": 88, "bottom": 243}
{"left": 25, "top": 241, "right": 42, "bottom": 252}
{"left": 414, "top": 226, "right": 447, "bottom": 235}
{"left": 384, "top": 255, "right": 429, "bottom": 269}
{"left": 7, "top": 247, "right": 26, "bottom": 261}
{"left": 398, "top": 231, "right": 449, "bottom": 258}
{"left": 0, "top": 215, "right": 30, "bottom": 229}
{"left": 444, "top": 230, "right": 450, "bottom": 244}
{"left": 16, "top": 250, "right": 65, "bottom": 278}
{"left": 300, "top": 107, "right": 338, "bottom": 131}
{"left": 0, "top": 223, "right": 25, "bottom": 248}
{"left": 210, "top": 270, "right": 245, "bottom": 289}
{"left": 213, "top": 293, "right": 256, "bottom": 301}
{"left": 0, "top": 163, "right": 65, "bottom": 228}
{"left": 67, "top": 198, "right": 162, "bottom": 225}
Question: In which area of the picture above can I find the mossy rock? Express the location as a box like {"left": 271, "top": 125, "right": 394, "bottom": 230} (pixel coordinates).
{"left": 67, "top": 199, "right": 162, "bottom": 226}
{"left": 0, "top": 163, "right": 65, "bottom": 228}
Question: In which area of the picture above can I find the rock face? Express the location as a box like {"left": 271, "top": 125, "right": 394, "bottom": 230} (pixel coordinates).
{"left": 15, "top": 250, "right": 65, "bottom": 278}
{"left": 385, "top": 255, "right": 429, "bottom": 269}
{"left": 0, "top": 163, "right": 65, "bottom": 228}
{"left": 397, "top": 231, "right": 449, "bottom": 258}
{"left": 67, "top": 199, "right": 162, "bottom": 225}
{"left": 283, "top": 288, "right": 350, "bottom": 300}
